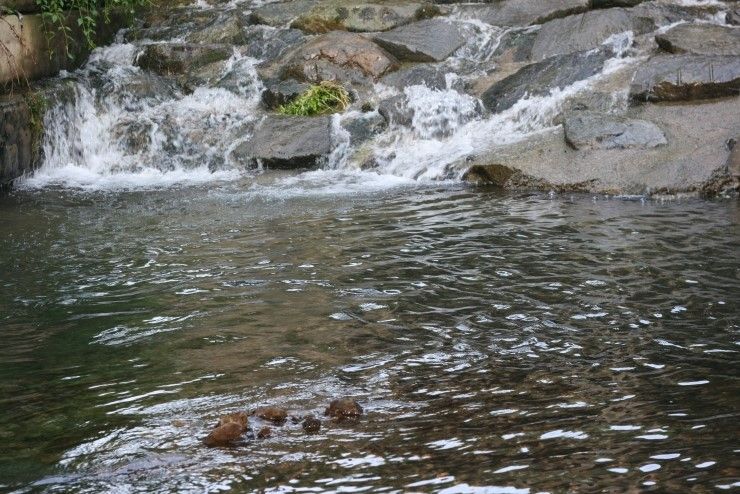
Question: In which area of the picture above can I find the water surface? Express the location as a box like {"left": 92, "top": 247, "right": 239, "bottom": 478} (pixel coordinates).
{"left": 0, "top": 182, "right": 738, "bottom": 492}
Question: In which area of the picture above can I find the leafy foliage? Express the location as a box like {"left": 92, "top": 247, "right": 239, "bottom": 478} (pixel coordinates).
{"left": 277, "top": 81, "right": 350, "bottom": 117}
{"left": 35, "top": 0, "right": 148, "bottom": 53}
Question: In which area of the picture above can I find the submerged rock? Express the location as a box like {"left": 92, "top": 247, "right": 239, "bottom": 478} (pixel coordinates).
{"left": 325, "top": 398, "right": 363, "bottom": 420}
{"left": 563, "top": 112, "right": 667, "bottom": 150}
{"left": 254, "top": 406, "right": 289, "bottom": 424}
{"left": 630, "top": 55, "right": 740, "bottom": 102}
{"left": 216, "top": 412, "right": 249, "bottom": 432}
{"left": 234, "top": 116, "right": 333, "bottom": 169}
{"left": 480, "top": 47, "right": 614, "bottom": 113}
{"left": 291, "top": 1, "right": 439, "bottom": 34}
{"left": 257, "top": 426, "right": 272, "bottom": 439}
{"left": 204, "top": 422, "right": 244, "bottom": 447}
{"left": 456, "top": 0, "right": 589, "bottom": 27}
{"left": 372, "top": 18, "right": 465, "bottom": 63}
{"left": 302, "top": 415, "right": 322, "bottom": 433}
{"left": 655, "top": 24, "right": 740, "bottom": 57}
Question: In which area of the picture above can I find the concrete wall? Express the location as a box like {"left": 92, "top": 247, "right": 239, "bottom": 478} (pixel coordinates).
{"left": 0, "top": 13, "right": 92, "bottom": 88}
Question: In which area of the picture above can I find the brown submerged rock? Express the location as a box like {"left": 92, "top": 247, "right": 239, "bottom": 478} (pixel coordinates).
{"left": 216, "top": 411, "right": 249, "bottom": 432}
{"left": 325, "top": 398, "right": 363, "bottom": 420}
{"left": 302, "top": 415, "right": 321, "bottom": 433}
{"left": 257, "top": 426, "right": 272, "bottom": 439}
{"left": 204, "top": 422, "right": 244, "bottom": 447}
{"left": 254, "top": 406, "right": 288, "bottom": 424}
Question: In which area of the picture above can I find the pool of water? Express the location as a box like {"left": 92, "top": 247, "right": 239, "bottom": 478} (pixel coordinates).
{"left": 0, "top": 180, "right": 738, "bottom": 492}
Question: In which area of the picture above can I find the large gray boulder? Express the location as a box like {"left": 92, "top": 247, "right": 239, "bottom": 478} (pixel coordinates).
{"left": 236, "top": 116, "right": 333, "bottom": 169}
{"left": 274, "top": 31, "right": 399, "bottom": 84}
{"left": 563, "top": 112, "right": 667, "bottom": 150}
{"left": 458, "top": 98, "right": 740, "bottom": 195}
{"left": 372, "top": 18, "right": 465, "bottom": 62}
{"left": 250, "top": 0, "right": 321, "bottom": 27}
{"left": 655, "top": 24, "right": 740, "bottom": 57}
{"left": 291, "top": 1, "right": 439, "bottom": 34}
{"left": 481, "top": 48, "right": 614, "bottom": 113}
{"left": 530, "top": 8, "right": 653, "bottom": 61}
{"left": 456, "top": 0, "right": 589, "bottom": 27}
{"left": 631, "top": 55, "right": 740, "bottom": 102}
{"left": 127, "top": 7, "right": 248, "bottom": 44}
{"left": 135, "top": 43, "right": 233, "bottom": 76}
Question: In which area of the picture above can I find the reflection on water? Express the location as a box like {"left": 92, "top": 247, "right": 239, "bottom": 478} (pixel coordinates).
{"left": 0, "top": 182, "right": 738, "bottom": 492}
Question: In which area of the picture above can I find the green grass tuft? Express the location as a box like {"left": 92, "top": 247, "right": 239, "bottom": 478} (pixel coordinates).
{"left": 277, "top": 81, "right": 350, "bottom": 117}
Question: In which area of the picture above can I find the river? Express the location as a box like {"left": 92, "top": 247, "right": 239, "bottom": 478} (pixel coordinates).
{"left": 0, "top": 181, "right": 738, "bottom": 492}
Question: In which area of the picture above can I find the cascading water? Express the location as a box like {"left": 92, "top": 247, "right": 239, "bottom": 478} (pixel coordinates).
{"left": 20, "top": 0, "right": 734, "bottom": 192}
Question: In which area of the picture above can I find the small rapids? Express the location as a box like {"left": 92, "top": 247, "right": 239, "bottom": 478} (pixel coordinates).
{"left": 17, "top": 3, "right": 682, "bottom": 193}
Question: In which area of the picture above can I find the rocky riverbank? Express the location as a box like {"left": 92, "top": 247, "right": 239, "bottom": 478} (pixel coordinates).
{"left": 2, "top": 0, "right": 739, "bottom": 195}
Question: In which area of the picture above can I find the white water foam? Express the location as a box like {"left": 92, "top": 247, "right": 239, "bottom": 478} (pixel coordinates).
{"left": 21, "top": 45, "right": 263, "bottom": 191}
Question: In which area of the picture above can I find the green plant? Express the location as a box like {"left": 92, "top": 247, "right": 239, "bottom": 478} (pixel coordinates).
{"left": 35, "top": 0, "right": 149, "bottom": 55}
{"left": 277, "top": 81, "right": 350, "bottom": 117}
{"left": 24, "top": 92, "right": 47, "bottom": 162}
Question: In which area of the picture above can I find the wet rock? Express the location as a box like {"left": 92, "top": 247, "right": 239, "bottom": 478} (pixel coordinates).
{"left": 380, "top": 63, "right": 451, "bottom": 91}
{"left": 655, "top": 24, "right": 740, "bottom": 57}
{"left": 204, "top": 422, "right": 244, "bottom": 447}
{"left": 302, "top": 415, "right": 322, "bottom": 433}
{"left": 274, "top": 31, "right": 399, "bottom": 85}
{"left": 261, "top": 79, "right": 312, "bottom": 109}
{"left": 729, "top": 137, "right": 740, "bottom": 177}
{"left": 491, "top": 28, "right": 538, "bottom": 64}
{"left": 242, "top": 27, "right": 306, "bottom": 64}
{"left": 530, "top": 8, "right": 653, "bottom": 61}
{"left": 251, "top": 0, "right": 322, "bottom": 27}
{"left": 563, "top": 112, "right": 667, "bottom": 150}
{"left": 378, "top": 94, "right": 414, "bottom": 126}
{"left": 217, "top": 412, "right": 249, "bottom": 432}
{"left": 592, "top": 0, "right": 646, "bottom": 7}
{"left": 457, "top": 97, "right": 740, "bottom": 195}
{"left": 235, "top": 116, "right": 333, "bottom": 169}
{"left": 462, "top": 164, "right": 517, "bottom": 187}
{"left": 728, "top": 8, "right": 740, "bottom": 26}
{"left": 257, "top": 426, "right": 272, "bottom": 439}
{"left": 254, "top": 406, "right": 288, "bottom": 424}
{"left": 325, "top": 398, "right": 363, "bottom": 420}
{"left": 372, "top": 18, "right": 465, "bottom": 63}
{"left": 185, "top": 13, "right": 249, "bottom": 45}
{"left": 291, "top": 1, "right": 439, "bottom": 34}
{"left": 135, "top": 43, "right": 233, "bottom": 76}
{"left": 481, "top": 47, "right": 614, "bottom": 113}
{"left": 112, "top": 120, "right": 153, "bottom": 154}
{"left": 456, "top": 0, "right": 589, "bottom": 27}
{"left": 630, "top": 55, "right": 740, "bottom": 102}
{"left": 341, "top": 111, "right": 388, "bottom": 145}
{"left": 128, "top": 7, "right": 240, "bottom": 43}
{"left": 630, "top": 2, "right": 728, "bottom": 26}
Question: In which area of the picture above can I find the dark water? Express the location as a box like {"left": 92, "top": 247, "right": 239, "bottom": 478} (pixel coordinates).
{"left": 0, "top": 182, "right": 738, "bottom": 493}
